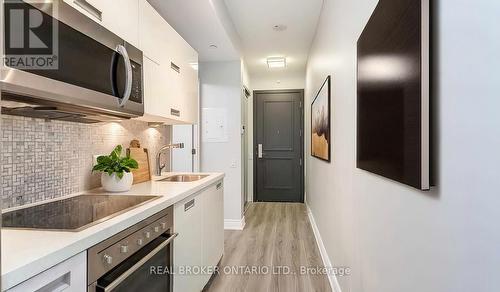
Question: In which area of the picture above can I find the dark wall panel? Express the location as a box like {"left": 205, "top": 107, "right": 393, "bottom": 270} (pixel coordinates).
{"left": 357, "top": 0, "right": 430, "bottom": 190}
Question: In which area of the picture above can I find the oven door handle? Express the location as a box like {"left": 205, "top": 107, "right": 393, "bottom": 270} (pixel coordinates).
{"left": 97, "top": 233, "right": 178, "bottom": 292}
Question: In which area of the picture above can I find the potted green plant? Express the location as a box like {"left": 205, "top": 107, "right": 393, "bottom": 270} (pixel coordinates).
{"left": 92, "top": 145, "right": 139, "bottom": 192}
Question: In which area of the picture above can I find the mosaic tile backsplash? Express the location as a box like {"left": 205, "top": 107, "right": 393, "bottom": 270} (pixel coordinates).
{"left": 0, "top": 115, "right": 171, "bottom": 209}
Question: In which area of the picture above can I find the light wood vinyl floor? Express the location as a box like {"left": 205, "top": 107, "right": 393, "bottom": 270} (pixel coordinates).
{"left": 206, "top": 203, "right": 332, "bottom": 292}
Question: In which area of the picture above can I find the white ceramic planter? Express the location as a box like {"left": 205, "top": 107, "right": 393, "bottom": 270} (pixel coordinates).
{"left": 101, "top": 172, "right": 133, "bottom": 192}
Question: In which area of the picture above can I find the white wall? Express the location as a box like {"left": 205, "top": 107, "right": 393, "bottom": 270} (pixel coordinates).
{"left": 251, "top": 73, "right": 305, "bottom": 90}
{"left": 241, "top": 61, "right": 252, "bottom": 205}
{"left": 306, "top": 1, "right": 500, "bottom": 292}
{"left": 246, "top": 95, "right": 254, "bottom": 202}
{"left": 199, "top": 61, "right": 244, "bottom": 222}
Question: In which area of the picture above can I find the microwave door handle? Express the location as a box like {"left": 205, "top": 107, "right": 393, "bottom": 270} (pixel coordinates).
{"left": 97, "top": 233, "right": 178, "bottom": 292}
{"left": 116, "top": 45, "right": 133, "bottom": 107}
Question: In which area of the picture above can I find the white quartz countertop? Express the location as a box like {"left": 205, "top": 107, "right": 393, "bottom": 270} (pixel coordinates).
{"left": 1, "top": 172, "right": 224, "bottom": 291}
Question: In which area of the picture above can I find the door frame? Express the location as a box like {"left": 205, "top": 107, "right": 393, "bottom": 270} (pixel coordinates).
{"left": 253, "top": 89, "right": 305, "bottom": 203}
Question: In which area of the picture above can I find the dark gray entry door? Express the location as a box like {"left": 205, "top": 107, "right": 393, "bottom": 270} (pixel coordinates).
{"left": 254, "top": 90, "right": 304, "bottom": 202}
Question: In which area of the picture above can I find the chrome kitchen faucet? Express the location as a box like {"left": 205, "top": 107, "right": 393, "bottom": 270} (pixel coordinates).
{"left": 156, "top": 143, "right": 185, "bottom": 176}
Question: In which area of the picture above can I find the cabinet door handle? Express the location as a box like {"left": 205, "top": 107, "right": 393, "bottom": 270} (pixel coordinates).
{"left": 171, "top": 62, "right": 180, "bottom": 73}
{"left": 73, "top": 0, "right": 102, "bottom": 21}
{"left": 171, "top": 108, "right": 181, "bottom": 117}
{"left": 184, "top": 199, "right": 195, "bottom": 211}
{"left": 35, "top": 272, "right": 71, "bottom": 292}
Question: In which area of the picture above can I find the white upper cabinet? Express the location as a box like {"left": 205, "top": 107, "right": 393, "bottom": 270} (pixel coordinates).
{"left": 138, "top": 0, "right": 167, "bottom": 64}
{"left": 166, "top": 39, "right": 199, "bottom": 124}
{"left": 63, "top": 0, "right": 139, "bottom": 47}
{"left": 66, "top": 0, "right": 199, "bottom": 124}
{"left": 173, "top": 39, "right": 199, "bottom": 124}
{"left": 138, "top": 0, "right": 199, "bottom": 124}
{"left": 142, "top": 56, "right": 166, "bottom": 118}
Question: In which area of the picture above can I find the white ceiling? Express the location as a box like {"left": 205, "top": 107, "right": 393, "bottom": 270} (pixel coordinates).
{"left": 149, "top": 0, "right": 323, "bottom": 85}
{"left": 224, "top": 0, "right": 324, "bottom": 83}
{"left": 147, "top": 0, "right": 240, "bottom": 62}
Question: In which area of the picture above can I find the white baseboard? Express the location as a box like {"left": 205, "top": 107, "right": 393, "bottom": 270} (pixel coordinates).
{"left": 224, "top": 216, "right": 246, "bottom": 230}
{"left": 306, "top": 204, "right": 342, "bottom": 292}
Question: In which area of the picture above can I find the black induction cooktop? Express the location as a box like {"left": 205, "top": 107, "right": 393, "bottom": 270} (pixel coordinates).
{"left": 2, "top": 194, "right": 159, "bottom": 231}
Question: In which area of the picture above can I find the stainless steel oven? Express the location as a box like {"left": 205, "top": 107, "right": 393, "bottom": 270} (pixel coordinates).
{"left": 88, "top": 207, "right": 177, "bottom": 292}
{"left": 1, "top": 0, "right": 144, "bottom": 123}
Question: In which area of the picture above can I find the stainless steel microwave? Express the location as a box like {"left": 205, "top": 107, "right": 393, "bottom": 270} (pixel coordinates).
{"left": 1, "top": 0, "right": 144, "bottom": 123}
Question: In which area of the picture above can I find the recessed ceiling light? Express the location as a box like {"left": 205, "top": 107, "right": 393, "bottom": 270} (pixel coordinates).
{"left": 273, "top": 24, "right": 287, "bottom": 32}
{"left": 209, "top": 44, "right": 218, "bottom": 49}
{"left": 267, "top": 57, "right": 286, "bottom": 69}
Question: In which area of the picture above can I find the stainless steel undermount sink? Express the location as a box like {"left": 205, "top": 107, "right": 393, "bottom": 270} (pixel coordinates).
{"left": 158, "top": 174, "right": 209, "bottom": 182}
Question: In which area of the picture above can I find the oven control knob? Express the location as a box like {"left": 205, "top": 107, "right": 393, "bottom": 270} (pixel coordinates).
{"left": 154, "top": 226, "right": 160, "bottom": 233}
{"left": 161, "top": 222, "right": 167, "bottom": 230}
{"left": 144, "top": 231, "right": 151, "bottom": 239}
{"left": 120, "top": 245, "right": 128, "bottom": 253}
{"left": 137, "top": 238, "right": 144, "bottom": 246}
{"left": 103, "top": 254, "right": 113, "bottom": 265}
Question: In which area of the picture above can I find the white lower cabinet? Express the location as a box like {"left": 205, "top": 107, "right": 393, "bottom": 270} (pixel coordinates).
{"left": 174, "top": 191, "right": 204, "bottom": 292}
{"left": 201, "top": 181, "right": 224, "bottom": 285}
{"left": 7, "top": 251, "right": 86, "bottom": 292}
{"left": 174, "top": 181, "right": 224, "bottom": 292}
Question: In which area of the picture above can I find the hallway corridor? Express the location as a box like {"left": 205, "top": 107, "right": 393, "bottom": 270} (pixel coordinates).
{"left": 206, "top": 203, "right": 331, "bottom": 292}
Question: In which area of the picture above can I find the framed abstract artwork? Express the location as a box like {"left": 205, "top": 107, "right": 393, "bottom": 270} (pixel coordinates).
{"left": 311, "top": 76, "right": 331, "bottom": 162}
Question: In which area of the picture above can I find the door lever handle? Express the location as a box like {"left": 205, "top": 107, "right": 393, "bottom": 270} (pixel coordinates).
{"left": 258, "top": 144, "right": 263, "bottom": 158}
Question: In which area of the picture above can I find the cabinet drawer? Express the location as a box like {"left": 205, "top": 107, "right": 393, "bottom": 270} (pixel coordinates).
{"left": 7, "top": 252, "right": 87, "bottom": 292}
